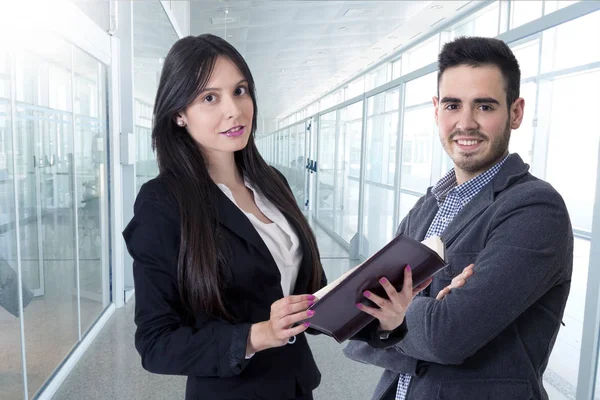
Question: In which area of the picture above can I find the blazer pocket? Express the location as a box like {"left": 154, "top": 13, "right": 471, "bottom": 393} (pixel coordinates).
{"left": 437, "top": 378, "right": 533, "bottom": 400}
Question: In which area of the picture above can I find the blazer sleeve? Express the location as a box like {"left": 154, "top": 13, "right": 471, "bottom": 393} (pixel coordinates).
{"left": 394, "top": 184, "right": 572, "bottom": 365}
{"left": 123, "top": 191, "right": 252, "bottom": 378}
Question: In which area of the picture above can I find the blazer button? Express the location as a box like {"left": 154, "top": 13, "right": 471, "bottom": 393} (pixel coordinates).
{"left": 288, "top": 336, "right": 296, "bottom": 344}
{"left": 444, "top": 266, "right": 453, "bottom": 277}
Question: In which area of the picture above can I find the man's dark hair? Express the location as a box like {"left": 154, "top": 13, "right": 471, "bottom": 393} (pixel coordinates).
{"left": 438, "top": 36, "right": 521, "bottom": 106}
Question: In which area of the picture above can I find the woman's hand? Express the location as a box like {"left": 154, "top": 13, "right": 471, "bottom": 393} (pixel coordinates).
{"left": 247, "top": 294, "right": 315, "bottom": 355}
{"left": 436, "top": 264, "right": 474, "bottom": 300}
{"left": 357, "top": 265, "right": 432, "bottom": 332}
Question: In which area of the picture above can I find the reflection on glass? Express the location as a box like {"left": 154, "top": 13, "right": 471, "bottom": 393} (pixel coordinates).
{"left": 73, "top": 47, "right": 109, "bottom": 335}
{"left": 334, "top": 102, "right": 362, "bottom": 243}
{"left": 317, "top": 111, "right": 336, "bottom": 231}
{"left": 14, "top": 33, "right": 79, "bottom": 399}
{"left": 0, "top": 48, "right": 26, "bottom": 400}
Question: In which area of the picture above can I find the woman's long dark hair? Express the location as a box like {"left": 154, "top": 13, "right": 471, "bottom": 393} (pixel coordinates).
{"left": 152, "top": 34, "right": 322, "bottom": 320}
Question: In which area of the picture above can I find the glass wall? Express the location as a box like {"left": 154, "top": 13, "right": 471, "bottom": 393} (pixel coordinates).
{"left": 0, "top": 31, "right": 110, "bottom": 399}
{"left": 361, "top": 88, "right": 399, "bottom": 257}
{"left": 133, "top": 0, "right": 179, "bottom": 192}
{"left": 265, "top": 3, "right": 600, "bottom": 398}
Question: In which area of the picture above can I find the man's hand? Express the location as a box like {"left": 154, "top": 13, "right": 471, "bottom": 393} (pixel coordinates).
{"left": 436, "top": 264, "right": 474, "bottom": 300}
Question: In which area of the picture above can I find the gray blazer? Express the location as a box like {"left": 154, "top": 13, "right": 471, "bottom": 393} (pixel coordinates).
{"left": 344, "top": 154, "right": 573, "bottom": 400}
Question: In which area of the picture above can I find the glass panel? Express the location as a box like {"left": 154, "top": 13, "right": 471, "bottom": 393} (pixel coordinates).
{"left": 73, "top": 47, "right": 109, "bottom": 335}
{"left": 362, "top": 184, "right": 394, "bottom": 256}
{"left": 365, "top": 64, "right": 390, "bottom": 92}
{"left": 511, "top": 37, "right": 541, "bottom": 80}
{"left": 133, "top": 0, "right": 179, "bottom": 192}
{"left": 540, "top": 10, "right": 600, "bottom": 74}
{"left": 15, "top": 32, "right": 79, "bottom": 398}
{"left": 405, "top": 73, "right": 436, "bottom": 108}
{"left": 510, "top": 0, "right": 543, "bottom": 29}
{"left": 361, "top": 89, "right": 400, "bottom": 257}
{"left": 544, "top": 0, "right": 580, "bottom": 14}
{"left": 333, "top": 101, "right": 362, "bottom": 243}
{"left": 0, "top": 46, "right": 26, "bottom": 400}
{"left": 445, "top": 2, "right": 500, "bottom": 42}
{"left": 401, "top": 36, "right": 439, "bottom": 75}
{"left": 317, "top": 111, "right": 336, "bottom": 230}
{"left": 401, "top": 76, "right": 436, "bottom": 193}
{"left": 346, "top": 77, "right": 365, "bottom": 100}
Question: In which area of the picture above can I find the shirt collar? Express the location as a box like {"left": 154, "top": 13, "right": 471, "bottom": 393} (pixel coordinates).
{"left": 431, "top": 154, "right": 510, "bottom": 204}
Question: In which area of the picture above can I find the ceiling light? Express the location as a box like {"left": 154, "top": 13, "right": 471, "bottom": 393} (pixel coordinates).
{"left": 409, "top": 32, "right": 422, "bottom": 40}
{"left": 430, "top": 4, "right": 443, "bottom": 9}
{"left": 211, "top": 16, "right": 239, "bottom": 25}
{"left": 388, "top": 35, "right": 398, "bottom": 39}
{"left": 373, "top": 47, "right": 382, "bottom": 50}
{"left": 339, "top": 26, "right": 348, "bottom": 31}
{"left": 343, "top": 8, "right": 374, "bottom": 17}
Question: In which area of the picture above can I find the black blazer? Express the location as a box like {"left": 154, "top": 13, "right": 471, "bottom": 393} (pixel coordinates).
{"left": 123, "top": 170, "right": 404, "bottom": 400}
{"left": 123, "top": 171, "right": 329, "bottom": 400}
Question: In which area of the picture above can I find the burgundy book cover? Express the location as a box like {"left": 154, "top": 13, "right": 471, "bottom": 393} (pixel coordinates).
{"left": 307, "top": 234, "right": 447, "bottom": 343}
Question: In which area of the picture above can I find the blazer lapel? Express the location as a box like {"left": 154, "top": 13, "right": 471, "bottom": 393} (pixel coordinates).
{"left": 215, "top": 188, "right": 278, "bottom": 268}
{"left": 440, "top": 154, "right": 529, "bottom": 248}
{"left": 440, "top": 187, "right": 494, "bottom": 248}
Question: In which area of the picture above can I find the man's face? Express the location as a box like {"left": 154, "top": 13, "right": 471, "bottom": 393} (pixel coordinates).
{"left": 433, "top": 65, "right": 524, "bottom": 182}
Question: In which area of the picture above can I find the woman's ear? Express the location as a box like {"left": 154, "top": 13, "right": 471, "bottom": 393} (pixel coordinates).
{"left": 173, "top": 113, "right": 187, "bottom": 127}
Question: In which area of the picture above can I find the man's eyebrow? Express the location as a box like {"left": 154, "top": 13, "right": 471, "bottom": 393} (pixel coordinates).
{"left": 473, "top": 97, "right": 500, "bottom": 104}
{"left": 440, "top": 97, "right": 461, "bottom": 103}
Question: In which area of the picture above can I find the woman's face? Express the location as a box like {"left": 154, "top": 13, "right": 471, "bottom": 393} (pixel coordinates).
{"left": 176, "top": 56, "right": 254, "bottom": 158}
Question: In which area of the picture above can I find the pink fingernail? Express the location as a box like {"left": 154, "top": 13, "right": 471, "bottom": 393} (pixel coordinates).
{"left": 307, "top": 310, "right": 315, "bottom": 316}
{"left": 308, "top": 301, "right": 314, "bottom": 307}
{"left": 304, "top": 322, "right": 311, "bottom": 327}
{"left": 379, "top": 277, "right": 388, "bottom": 284}
{"left": 308, "top": 295, "right": 316, "bottom": 300}
{"left": 363, "top": 291, "right": 371, "bottom": 298}
{"left": 406, "top": 265, "right": 411, "bottom": 271}
{"left": 356, "top": 303, "right": 362, "bottom": 309}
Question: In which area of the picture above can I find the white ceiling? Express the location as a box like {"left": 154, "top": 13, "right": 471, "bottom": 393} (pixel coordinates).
{"left": 189, "top": 0, "right": 480, "bottom": 121}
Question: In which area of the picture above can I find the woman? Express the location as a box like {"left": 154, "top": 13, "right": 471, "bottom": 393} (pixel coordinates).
{"left": 123, "top": 34, "right": 418, "bottom": 400}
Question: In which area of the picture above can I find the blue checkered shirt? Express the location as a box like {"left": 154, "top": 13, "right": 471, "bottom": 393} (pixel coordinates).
{"left": 395, "top": 154, "right": 509, "bottom": 399}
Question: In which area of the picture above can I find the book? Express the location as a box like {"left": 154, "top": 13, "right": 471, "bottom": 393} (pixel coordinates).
{"left": 306, "top": 234, "right": 447, "bottom": 343}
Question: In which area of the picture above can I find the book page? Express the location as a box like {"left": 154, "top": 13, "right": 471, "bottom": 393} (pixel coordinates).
{"left": 313, "top": 261, "right": 364, "bottom": 299}
{"left": 313, "top": 236, "right": 444, "bottom": 299}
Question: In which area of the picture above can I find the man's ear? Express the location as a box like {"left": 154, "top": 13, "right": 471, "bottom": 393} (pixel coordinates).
{"left": 510, "top": 98, "right": 525, "bottom": 130}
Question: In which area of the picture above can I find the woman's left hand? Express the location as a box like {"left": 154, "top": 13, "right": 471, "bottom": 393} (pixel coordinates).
{"left": 356, "top": 265, "right": 432, "bottom": 331}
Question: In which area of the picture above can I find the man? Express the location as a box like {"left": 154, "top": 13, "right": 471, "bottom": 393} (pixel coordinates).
{"left": 344, "top": 36, "right": 573, "bottom": 400}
